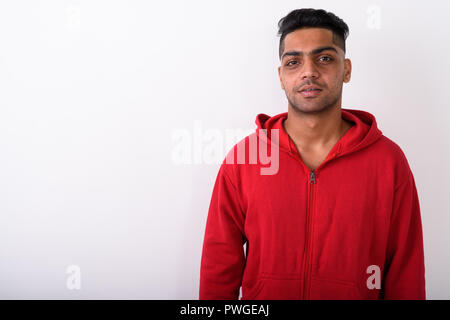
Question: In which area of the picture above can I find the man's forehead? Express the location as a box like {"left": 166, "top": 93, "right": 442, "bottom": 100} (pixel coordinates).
{"left": 281, "top": 28, "right": 343, "bottom": 58}
{"left": 284, "top": 27, "right": 335, "bottom": 49}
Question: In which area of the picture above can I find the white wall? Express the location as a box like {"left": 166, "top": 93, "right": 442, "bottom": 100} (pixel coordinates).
{"left": 0, "top": 0, "right": 448, "bottom": 299}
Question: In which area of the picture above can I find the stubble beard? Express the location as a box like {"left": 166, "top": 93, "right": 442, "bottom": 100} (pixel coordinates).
{"left": 286, "top": 83, "right": 343, "bottom": 115}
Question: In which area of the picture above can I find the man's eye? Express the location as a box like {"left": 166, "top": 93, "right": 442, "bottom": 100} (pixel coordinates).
{"left": 319, "top": 56, "right": 333, "bottom": 62}
{"left": 286, "top": 60, "right": 298, "bottom": 66}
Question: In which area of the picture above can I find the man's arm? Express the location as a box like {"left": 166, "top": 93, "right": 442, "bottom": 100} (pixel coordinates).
{"left": 199, "top": 164, "right": 246, "bottom": 300}
{"left": 382, "top": 154, "right": 426, "bottom": 299}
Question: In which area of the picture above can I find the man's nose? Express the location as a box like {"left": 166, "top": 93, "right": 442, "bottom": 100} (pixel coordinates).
{"left": 301, "top": 59, "right": 319, "bottom": 79}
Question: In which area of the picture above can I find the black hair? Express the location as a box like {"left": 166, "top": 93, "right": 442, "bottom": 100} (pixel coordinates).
{"left": 277, "top": 8, "right": 349, "bottom": 60}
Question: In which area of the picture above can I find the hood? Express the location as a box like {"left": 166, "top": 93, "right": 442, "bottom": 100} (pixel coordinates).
{"left": 255, "top": 108, "right": 383, "bottom": 159}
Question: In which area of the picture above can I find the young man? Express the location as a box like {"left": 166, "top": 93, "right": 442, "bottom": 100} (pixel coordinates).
{"left": 199, "top": 8, "right": 425, "bottom": 300}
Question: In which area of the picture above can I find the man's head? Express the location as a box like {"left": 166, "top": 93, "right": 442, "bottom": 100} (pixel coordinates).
{"left": 277, "top": 9, "right": 352, "bottom": 114}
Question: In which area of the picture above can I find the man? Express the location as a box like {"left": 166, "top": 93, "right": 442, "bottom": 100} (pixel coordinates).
{"left": 199, "top": 8, "right": 425, "bottom": 300}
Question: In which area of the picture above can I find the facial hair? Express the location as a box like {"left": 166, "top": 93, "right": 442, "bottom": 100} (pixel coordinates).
{"left": 285, "top": 78, "right": 344, "bottom": 115}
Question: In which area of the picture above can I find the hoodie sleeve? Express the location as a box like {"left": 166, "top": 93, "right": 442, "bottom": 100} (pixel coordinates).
{"left": 199, "top": 163, "right": 246, "bottom": 300}
{"left": 382, "top": 153, "right": 426, "bottom": 300}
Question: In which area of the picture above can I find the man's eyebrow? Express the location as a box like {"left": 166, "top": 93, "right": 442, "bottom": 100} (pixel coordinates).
{"left": 281, "top": 46, "right": 338, "bottom": 60}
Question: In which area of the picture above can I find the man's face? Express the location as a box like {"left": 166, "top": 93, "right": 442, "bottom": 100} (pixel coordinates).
{"left": 278, "top": 28, "right": 352, "bottom": 114}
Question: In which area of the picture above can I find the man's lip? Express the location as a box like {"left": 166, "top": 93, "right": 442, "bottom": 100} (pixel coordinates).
{"left": 299, "top": 88, "right": 322, "bottom": 98}
{"left": 300, "top": 86, "right": 322, "bottom": 92}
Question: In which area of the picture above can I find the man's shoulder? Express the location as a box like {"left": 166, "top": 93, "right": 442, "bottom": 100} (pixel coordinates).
{"left": 371, "top": 135, "right": 414, "bottom": 176}
{"left": 219, "top": 130, "right": 278, "bottom": 180}
{"left": 222, "top": 131, "right": 259, "bottom": 163}
{"left": 374, "top": 135, "right": 409, "bottom": 161}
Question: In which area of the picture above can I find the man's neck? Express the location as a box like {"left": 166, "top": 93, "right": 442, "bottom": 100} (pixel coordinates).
{"left": 282, "top": 105, "right": 352, "bottom": 152}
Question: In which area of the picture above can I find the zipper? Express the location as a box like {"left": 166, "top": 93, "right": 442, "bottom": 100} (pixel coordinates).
{"left": 309, "top": 171, "right": 316, "bottom": 184}
{"left": 303, "top": 170, "right": 316, "bottom": 299}
{"left": 286, "top": 143, "right": 340, "bottom": 299}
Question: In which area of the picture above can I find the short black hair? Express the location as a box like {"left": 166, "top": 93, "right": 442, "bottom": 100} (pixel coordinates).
{"left": 277, "top": 8, "right": 349, "bottom": 60}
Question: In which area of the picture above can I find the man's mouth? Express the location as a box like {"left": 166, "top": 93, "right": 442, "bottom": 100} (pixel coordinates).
{"left": 299, "top": 87, "right": 322, "bottom": 98}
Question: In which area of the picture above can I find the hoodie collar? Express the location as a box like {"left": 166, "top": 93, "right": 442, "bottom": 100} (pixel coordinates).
{"left": 255, "top": 108, "right": 383, "bottom": 159}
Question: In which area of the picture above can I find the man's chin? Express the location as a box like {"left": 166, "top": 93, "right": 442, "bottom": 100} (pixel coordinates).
{"left": 292, "top": 103, "right": 329, "bottom": 114}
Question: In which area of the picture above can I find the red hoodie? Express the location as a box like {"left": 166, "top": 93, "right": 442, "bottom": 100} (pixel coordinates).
{"left": 199, "top": 108, "right": 426, "bottom": 300}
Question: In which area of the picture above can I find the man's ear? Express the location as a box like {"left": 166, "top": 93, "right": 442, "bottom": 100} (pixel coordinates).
{"left": 343, "top": 58, "right": 352, "bottom": 83}
{"left": 278, "top": 66, "right": 285, "bottom": 90}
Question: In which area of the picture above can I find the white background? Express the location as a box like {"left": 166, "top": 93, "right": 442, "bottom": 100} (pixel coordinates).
{"left": 0, "top": 0, "right": 449, "bottom": 299}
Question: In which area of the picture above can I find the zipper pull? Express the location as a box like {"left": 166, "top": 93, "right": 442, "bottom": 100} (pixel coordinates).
{"left": 310, "top": 171, "right": 316, "bottom": 184}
